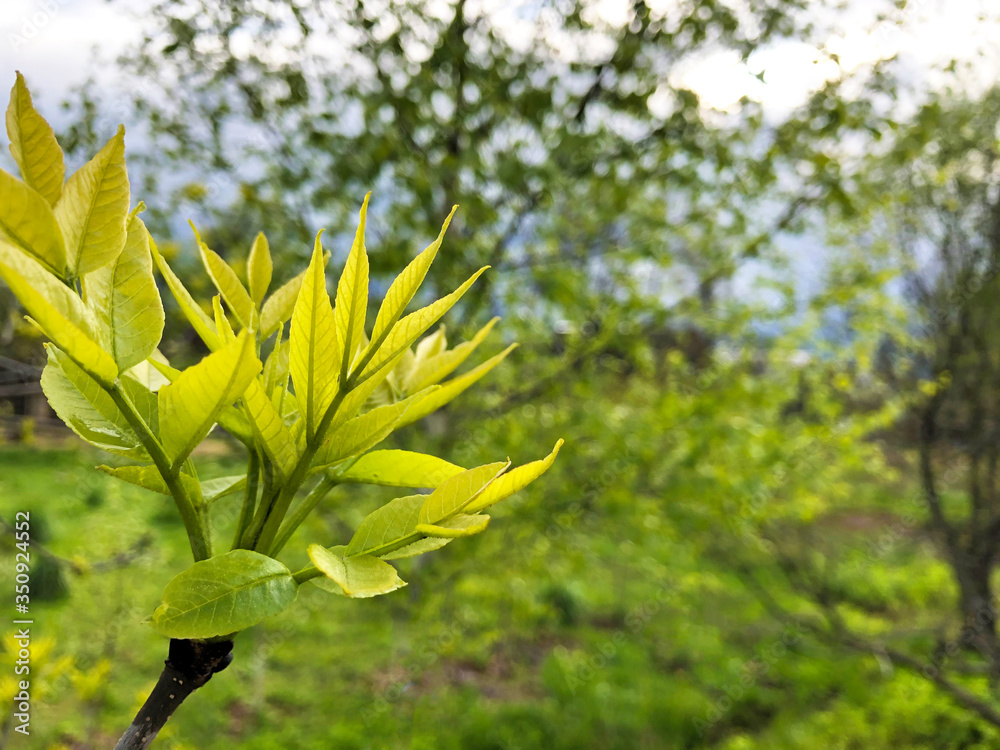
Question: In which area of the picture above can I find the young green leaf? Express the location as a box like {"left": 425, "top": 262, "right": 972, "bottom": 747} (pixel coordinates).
{"left": 358, "top": 266, "right": 488, "bottom": 381}
{"left": 84, "top": 208, "right": 164, "bottom": 371}
{"left": 308, "top": 544, "right": 406, "bottom": 598}
{"left": 54, "top": 125, "right": 129, "bottom": 276}
{"left": 6, "top": 72, "right": 64, "bottom": 206}
{"left": 335, "top": 449, "right": 464, "bottom": 488}
{"left": 466, "top": 440, "right": 564, "bottom": 513}
{"left": 334, "top": 193, "right": 370, "bottom": 379}
{"left": 248, "top": 231, "right": 272, "bottom": 306}
{"left": 40, "top": 346, "right": 143, "bottom": 457}
{"left": 290, "top": 231, "right": 340, "bottom": 440}
{"left": 263, "top": 331, "right": 290, "bottom": 396}
{"left": 149, "top": 233, "right": 220, "bottom": 351}
{"left": 414, "top": 513, "right": 490, "bottom": 538}
{"left": 243, "top": 378, "right": 298, "bottom": 479}
{"left": 396, "top": 344, "right": 517, "bottom": 429}
{"left": 346, "top": 494, "right": 424, "bottom": 557}
{"left": 151, "top": 550, "right": 297, "bottom": 638}
{"left": 213, "top": 295, "right": 237, "bottom": 343}
{"left": 0, "top": 243, "right": 117, "bottom": 384}
{"left": 158, "top": 332, "right": 260, "bottom": 468}
{"left": 97, "top": 464, "right": 200, "bottom": 499}
{"left": 196, "top": 226, "right": 255, "bottom": 329}
{"left": 260, "top": 264, "right": 311, "bottom": 339}
{"left": 404, "top": 317, "right": 499, "bottom": 394}
{"left": 418, "top": 461, "right": 509, "bottom": 526}
{"left": 125, "top": 357, "right": 172, "bottom": 392}
{"left": 0, "top": 170, "right": 65, "bottom": 276}
{"left": 199, "top": 474, "right": 247, "bottom": 504}
{"left": 369, "top": 206, "right": 456, "bottom": 344}
{"left": 311, "top": 388, "right": 435, "bottom": 471}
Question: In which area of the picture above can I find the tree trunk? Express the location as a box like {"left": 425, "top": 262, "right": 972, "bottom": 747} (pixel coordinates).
{"left": 954, "top": 554, "right": 1000, "bottom": 674}
{"left": 114, "top": 638, "right": 233, "bottom": 750}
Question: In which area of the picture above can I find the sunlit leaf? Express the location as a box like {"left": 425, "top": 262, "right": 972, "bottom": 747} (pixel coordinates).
{"left": 243, "top": 378, "right": 298, "bottom": 479}
{"left": 359, "top": 266, "right": 488, "bottom": 380}
{"left": 312, "top": 388, "right": 434, "bottom": 471}
{"left": 290, "top": 231, "right": 340, "bottom": 440}
{"left": 404, "top": 317, "right": 499, "bottom": 393}
{"left": 396, "top": 344, "right": 516, "bottom": 428}
{"left": 334, "top": 193, "right": 370, "bottom": 379}
{"left": 196, "top": 225, "right": 255, "bottom": 329}
{"left": 149, "top": 231, "right": 220, "bottom": 350}
{"left": 40, "top": 346, "right": 141, "bottom": 457}
{"left": 418, "top": 462, "right": 508, "bottom": 526}
{"left": 151, "top": 550, "right": 297, "bottom": 638}
{"left": 6, "top": 71, "right": 64, "bottom": 206}
{"left": 247, "top": 231, "right": 272, "bottom": 306}
{"left": 0, "top": 169, "right": 65, "bottom": 276}
{"left": 415, "top": 513, "right": 490, "bottom": 538}
{"left": 84, "top": 207, "right": 164, "bottom": 371}
{"left": 335, "top": 449, "right": 464, "bottom": 488}
{"left": 465, "top": 440, "right": 564, "bottom": 513}
{"left": 308, "top": 544, "right": 405, "bottom": 598}
{"left": 54, "top": 125, "right": 129, "bottom": 276}
{"left": 158, "top": 332, "right": 260, "bottom": 468}
{"left": 369, "top": 206, "right": 456, "bottom": 343}
{"left": 0, "top": 242, "right": 116, "bottom": 384}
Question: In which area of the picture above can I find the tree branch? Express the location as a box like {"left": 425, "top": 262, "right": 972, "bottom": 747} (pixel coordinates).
{"left": 114, "top": 638, "right": 234, "bottom": 750}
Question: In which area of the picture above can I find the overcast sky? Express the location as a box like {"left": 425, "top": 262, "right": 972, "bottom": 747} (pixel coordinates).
{"left": 3, "top": 0, "right": 1000, "bottom": 124}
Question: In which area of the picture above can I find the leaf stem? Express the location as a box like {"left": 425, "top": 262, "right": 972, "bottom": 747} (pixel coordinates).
{"left": 107, "top": 384, "right": 212, "bottom": 561}
{"left": 231, "top": 450, "right": 260, "bottom": 550}
{"left": 270, "top": 474, "right": 338, "bottom": 556}
{"left": 250, "top": 383, "right": 352, "bottom": 553}
{"left": 292, "top": 565, "right": 321, "bottom": 585}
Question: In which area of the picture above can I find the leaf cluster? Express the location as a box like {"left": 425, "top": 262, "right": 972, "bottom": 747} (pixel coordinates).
{"left": 0, "top": 73, "right": 561, "bottom": 639}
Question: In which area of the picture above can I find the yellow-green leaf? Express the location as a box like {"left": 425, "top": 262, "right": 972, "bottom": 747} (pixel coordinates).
{"left": 151, "top": 550, "right": 297, "bottom": 638}
{"left": 335, "top": 449, "right": 464, "bottom": 488}
{"left": 84, "top": 208, "right": 164, "bottom": 371}
{"left": 418, "top": 462, "right": 508, "bottom": 526}
{"left": 243, "top": 378, "right": 298, "bottom": 479}
{"left": 0, "top": 243, "right": 116, "bottom": 384}
{"left": 6, "top": 72, "right": 64, "bottom": 206}
{"left": 334, "top": 193, "right": 370, "bottom": 379}
{"left": 158, "top": 332, "right": 260, "bottom": 468}
{"left": 369, "top": 206, "right": 456, "bottom": 344}
{"left": 346, "top": 495, "right": 424, "bottom": 556}
{"left": 359, "top": 266, "right": 488, "bottom": 381}
{"left": 465, "top": 440, "right": 564, "bottom": 513}
{"left": 97, "top": 464, "right": 200, "bottom": 499}
{"left": 415, "top": 513, "right": 490, "bottom": 538}
{"left": 248, "top": 231, "right": 272, "bottom": 306}
{"left": 290, "top": 231, "right": 340, "bottom": 441}
{"left": 396, "top": 344, "right": 516, "bottom": 429}
{"left": 40, "top": 346, "right": 141, "bottom": 457}
{"left": 404, "top": 318, "right": 499, "bottom": 393}
{"left": 149, "top": 232, "right": 220, "bottom": 351}
{"left": 196, "top": 226, "right": 255, "bottom": 329}
{"left": 0, "top": 169, "right": 65, "bottom": 276}
{"left": 260, "top": 265, "right": 310, "bottom": 339}
{"left": 312, "top": 388, "right": 434, "bottom": 471}
{"left": 55, "top": 125, "right": 129, "bottom": 276}
{"left": 309, "top": 545, "right": 406, "bottom": 598}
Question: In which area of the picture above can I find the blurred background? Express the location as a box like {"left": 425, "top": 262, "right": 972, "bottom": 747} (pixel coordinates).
{"left": 5, "top": 0, "right": 1000, "bottom": 747}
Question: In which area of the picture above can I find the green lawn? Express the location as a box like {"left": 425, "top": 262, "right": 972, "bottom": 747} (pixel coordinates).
{"left": 0, "top": 444, "right": 993, "bottom": 749}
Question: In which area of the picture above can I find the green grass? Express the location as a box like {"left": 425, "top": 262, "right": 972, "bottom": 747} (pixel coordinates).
{"left": 0, "top": 444, "right": 995, "bottom": 749}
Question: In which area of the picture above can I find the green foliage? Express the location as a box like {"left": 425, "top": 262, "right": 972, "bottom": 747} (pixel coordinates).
{"left": 0, "top": 75, "right": 560, "bottom": 650}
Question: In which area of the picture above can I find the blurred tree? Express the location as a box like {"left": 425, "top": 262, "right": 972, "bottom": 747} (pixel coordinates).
{"left": 62, "top": 0, "right": 871, "bottom": 347}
